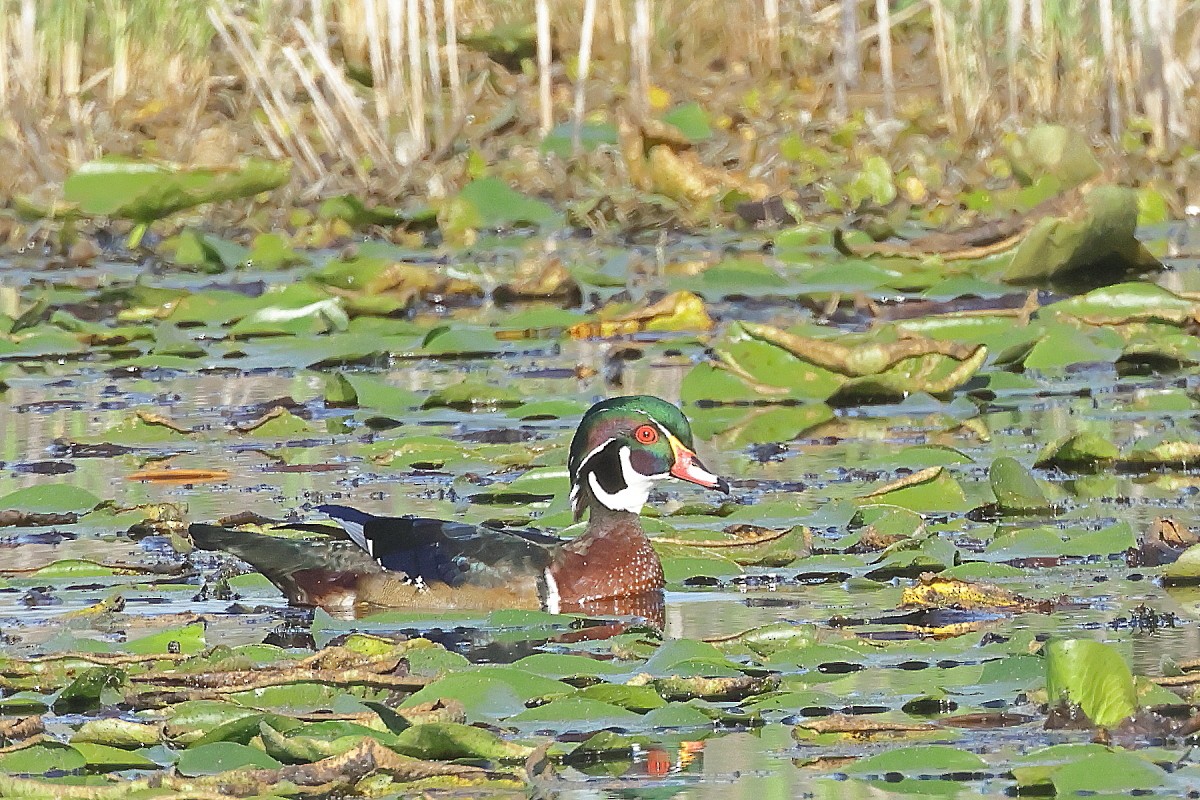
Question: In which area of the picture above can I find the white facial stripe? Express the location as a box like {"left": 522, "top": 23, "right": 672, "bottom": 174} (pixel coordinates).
{"left": 587, "top": 445, "right": 665, "bottom": 513}
{"left": 543, "top": 568, "right": 561, "bottom": 614}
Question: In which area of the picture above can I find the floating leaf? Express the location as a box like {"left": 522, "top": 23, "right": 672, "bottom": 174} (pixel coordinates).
{"left": 989, "top": 457, "right": 1052, "bottom": 513}
{"left": 1045, "top": 639, "right": 1137, "bottom": 728}
{"left": 1035, "top": 432, "right": 1118, "bottom": 472}
{"left": 0, "top": 484, "right": 101, "bottom": 514}
{"left": 64, "top": 157, "right": 290, "bottom": 222}
{"left": 1003, "top": 185, "right": 1160, "bottom": 284}
{"left": 175, "top": 741, "right": 283, "bottom": 776}
{"left": 0, "top": 741, "right": 86, "bottom": 775}
{"left": 1051, "top": 750, "right": 1167, "bottom": 795}
{"left": 844, "top": 744, "right": 987, "bottom": 775}
{"left": 568, "top": 291, "right": 713, "bottom": 338}
{"left": 391, "top": 722, "right": 533, "bottom": 762}
{"left": 858, "top": 467, "right": 971, "bottom": 513}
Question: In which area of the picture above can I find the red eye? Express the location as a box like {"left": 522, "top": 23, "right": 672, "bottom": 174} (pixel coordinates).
{"left": 635, "top": 424, "right": 659, "bottom": 444}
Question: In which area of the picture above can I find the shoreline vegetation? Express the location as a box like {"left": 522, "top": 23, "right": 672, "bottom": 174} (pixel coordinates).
{"left": 0, "top": 0, "right": 1197, "bottom": 254}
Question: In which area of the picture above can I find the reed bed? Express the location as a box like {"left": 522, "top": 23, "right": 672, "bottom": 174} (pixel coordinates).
{"left": 0, "top": 0, "right": 1197, "bottom": 203}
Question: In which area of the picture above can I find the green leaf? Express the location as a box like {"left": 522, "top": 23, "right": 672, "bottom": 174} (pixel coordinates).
{"left": 55, "top": 667, "right": 128, "bottom": 711}
{"left": 845, "top": 744, "right": 987, "bottom": 775}
{"left": 72, "top": 718, "right": 161, "bottom": 748}
{"left": 175, "top": 742, "right": 282, "bottom": 776}
{"left": 0, "top": 483, "right": 101, "bottom": 514}
{"left": 989, "top": 457, "right": 1051, "bottom": 513}
{"left": 1050, "top": 751, "right": 1167, "bottom": 795}
{"left": 661, "top": 102, "right": 713, "bottom": 142}
{"left": 453, "top": 177, "right": 561, "bottom": 229}
{"left": 508, "top": 697, "right": 640, "bottom": 726}
{"left": 401, "top": 668, "right": 572, "bottom": 719}
{"left": 73, "top": 742, "right": 159, "bottom": 771}
{"left": 1035, "top": 432, "right": 1119, "bottom": 471}
{"left": 64, "top": 158, "right": 290, "bottom": 222}
{"left": 0, "top": 741, "right": 86, "bottom": 775}
{"left": 390, "top": 722, "right": 533, "bottom": 761}
{"left": 124, "top": 623, "right": 206, "bottom": 655}
{"left": 1045, "top": 639, "right": 1138, "bottom": 727}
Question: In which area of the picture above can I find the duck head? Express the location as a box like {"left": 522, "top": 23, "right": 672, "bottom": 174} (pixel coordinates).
{"left": 568, "top": 395, "right": 730, "bottom": 520}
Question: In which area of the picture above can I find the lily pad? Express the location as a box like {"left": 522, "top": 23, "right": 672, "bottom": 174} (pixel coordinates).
{"left": 1045, "top": 639, "right": 1137, "bottom": 728}
{"left": 64, "top": 157, "right": 290, "bottom": 222}
{"left": 0, "top": 484, "right": 101, "bottom": 514}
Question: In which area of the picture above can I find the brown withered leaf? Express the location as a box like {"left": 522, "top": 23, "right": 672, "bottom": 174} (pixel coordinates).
{"left": 900, "top": 574, "right": 1052, "bottom": 613}
{"left": 134, "top": 409, "right": 194, "bottom": 434}
{"left": 0, "top": 510, "right": 78, "bottom": 528}
{"left": 203, "top": 737, "right": 489, "bottom": 796}
{"left": 126, "top": 468, "right": 231, "bottom": 483}
{"left": 655, "top": 524, "right": 789, "bottom": 548}
{"left": 632, "top": 673, "right": 779, "bottom": 702}
{"left": 859, "top": 467, "right": 945, "bottom": 500}
{"left": 0, "top": 715, "right": 43, "bottom": 742}
{"left": 741, "top": 322, "right": 980, "bottom": 377}
{"left": 493, "top": 258, "right": 581, "bottom": 305}
{"left": 1127, "top": 517, "right": 1199, "bottom": 568}
{"left": 794, "top": 713, "right": 940, "bottom": 736}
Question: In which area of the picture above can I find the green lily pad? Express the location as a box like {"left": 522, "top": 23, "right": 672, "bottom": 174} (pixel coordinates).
{"left": 391, "top": 722, "right": 533, "bottom": 761}
{"left": 1045, "top": 639, "right": 1137, "bottom": 728}
{"left": 0, "top": 741, "right": 86, "bottom": 775}
{"left": 64, "top": 157, "right": 289, "bottom": 222}
{"left": 1051, "top": 750, "right": 1167, "bottom": 795}
{"left": 1035, "top": 432, "right": 1119, "bottom": 471}
{"left": 175, "top": 741, "right": 282, "bottom": 776}
{"left": 844, "top": 744, "right": 987, "bottom": 775}
{"left": 74, "top": 742, "right": 159, "bottom": 771}
{"left": 1003, "top": 185, "right": 1160, "bottom": 284}
{"left": 0, "top": 483, "right": 101, "bottom": 514}
{"left": 989, "top": 457, "right": 1051, "bottom": 513}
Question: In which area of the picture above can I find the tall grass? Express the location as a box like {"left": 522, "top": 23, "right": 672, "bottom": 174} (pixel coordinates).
{"left": 1, "top": 0, "right": 1198, "bottom": 201}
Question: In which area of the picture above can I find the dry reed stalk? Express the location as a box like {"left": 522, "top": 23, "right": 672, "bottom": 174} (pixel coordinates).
{"left": 15, "top": 0, "right": 35, "bottom": 97}
{"left": 1006, "top": 0, "right": 1023, "bottom": 116}
{"left": 929, "top": 0, "right": 956, "bottom": 133}
{"left": 293, "top": 18, "right": 399, "bottom": 176}
{"left": 834, "top": 0, "right": 857, "bottom": 118}
{"left": 107, "top": 1, "right": 129, "bottom": 101}
{"left": 421, "top": 0, "right": 444, "bottom": 148}
{"left": 385, "top": 0, "right": 404, "bottom": 140}
{"left": 573, "top": 0, "right": 597, "bottom": 154}
{"left": 281, "top": 43, "right": 369, "bottom": 183}
{"left": 405, "top": 0, "right": 427, "bottom": 154}
{"left": 208, "top": 4, "right": 322, "bottom": 181}
{"left": 0, "top": 11, "right": 10, "bottom": 105}
{"left": 311, "top": 0, "right": 329, "bottom": 50}
{"left": 764, "top": 0, "right": 781, "bottom": 70}
{"left": 875, "top": 0, "right": 894, "bottom": 118}
{"left": 364, "top": 0, "right": 390, "bottom": 123}
{"left": 610, "top": 0, "right": 627, "bottom": 47}
{"left": 632, "top": 0, "right": 650, "bottom": 118}
{"left": 1098, "top": 0, "right": 1120, "bottom": 136}
{"left": 443, "top": 0, "right": 462, "bottom": 119}
{"left": 536, "top": 0, "right": 552, "bottom": 135}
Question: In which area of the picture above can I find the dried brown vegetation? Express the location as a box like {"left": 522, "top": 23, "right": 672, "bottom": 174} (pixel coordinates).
{"left": 1, "top": 0, "right": 1198, "bottom": 211}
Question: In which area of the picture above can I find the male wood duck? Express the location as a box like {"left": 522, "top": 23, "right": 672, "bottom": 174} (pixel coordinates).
{"left": 190, "top": 395, "right": 730, "bottom": 619}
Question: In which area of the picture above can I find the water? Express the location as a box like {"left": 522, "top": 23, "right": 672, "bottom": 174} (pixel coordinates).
{"left": 2, "top": 229, "right": 1200, "bottom": 795}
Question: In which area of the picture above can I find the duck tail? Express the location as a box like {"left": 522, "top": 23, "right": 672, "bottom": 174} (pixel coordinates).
{"left": 189, "top": 523, "right": 380, "bottom": 608}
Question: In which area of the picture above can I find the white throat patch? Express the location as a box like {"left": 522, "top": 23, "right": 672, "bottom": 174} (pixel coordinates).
{"left": 586, "top": 444, "right": 663, "bottom": 514}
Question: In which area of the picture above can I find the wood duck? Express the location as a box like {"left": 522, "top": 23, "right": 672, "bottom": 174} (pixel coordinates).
{"left": 190, "top": 395, "right": 730, "bottom": 619}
